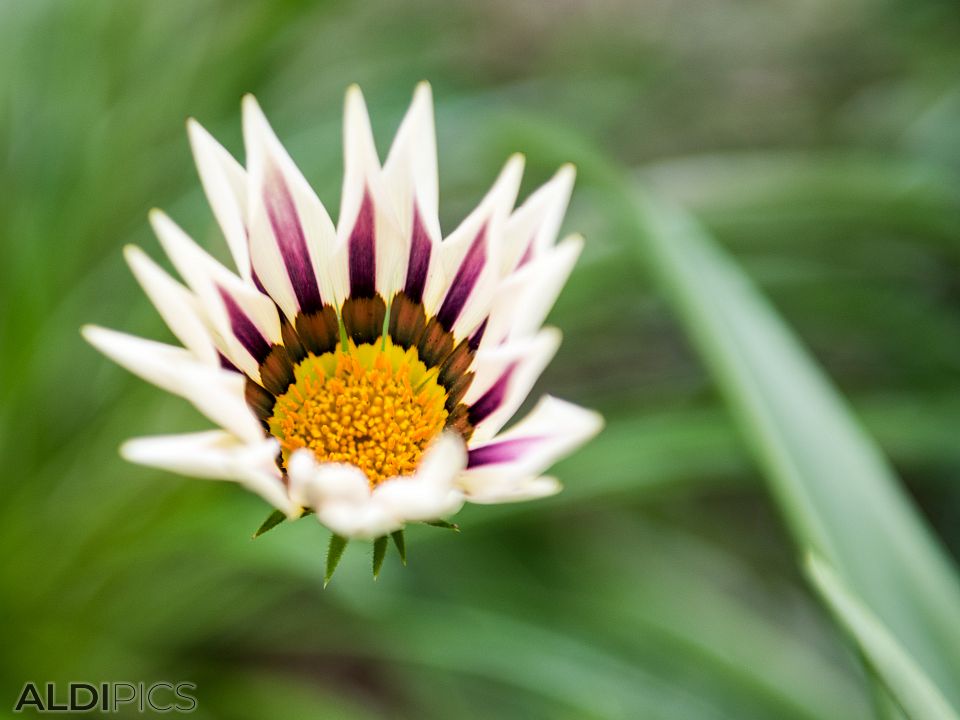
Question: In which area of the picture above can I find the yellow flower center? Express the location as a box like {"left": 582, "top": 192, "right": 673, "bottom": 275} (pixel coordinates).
{"left": 269, "top": 338, "right": 448, "bottom": 487}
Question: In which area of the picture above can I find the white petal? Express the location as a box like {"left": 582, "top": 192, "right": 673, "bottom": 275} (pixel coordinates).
{"left": 122, "top": 429, "right": 252, "bottom": 478}
{"left": 123, "top": 244, "right": 219, "bottom": 365}
{"left": 82, "top": 326, "right": 264, "bottom": 443}
{"left": 318, "top": 501, "right": 403, "bottom": 539}
{"left": 287, "top": 451, "right": 370, "bottom": 507}
{"left": 424, "top": 155, "right": 524, "bottom": 332}
{"left": 288, "top": 450, "right": 403, "bottom": 538}
{"left": 382, "top": 82, "right": 442, "bottom": 277}
{"left": 120, "top": 430, "right": 296, "bottom": 516}
{"left": 338, "top": 85, "right": 406, "bottom": 299}
{"left": 285, "top": 434, "right": 467, "bottom": 538}
{"left": 463, "top": 475, "right": 562, "bottom": 504}
{"left": 500, "top": 164, "right": 575, "bottom": 274}
{"left": 149, "top": 209, "right": 280, "bottom": 379}
{"left": 242, "top": 94, "right": 339, "bottom": 320}
{"left": 479, "top": 235, "right": 583, "bottom": 348}
{"left": 373, "top": 432, "right": 467, "bottom": 521}
{"left": 462, "top": 396, "right": 602, "bottom": 489}
{"left": 187, "top": 119, "right": 251, "bottom": 280}
{"left": 286, "top": 454, "right": 399, "bottom": 537}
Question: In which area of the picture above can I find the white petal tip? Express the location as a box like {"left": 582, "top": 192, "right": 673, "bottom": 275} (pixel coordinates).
{"left": 534, "top": 476, "right": 563, "bottom": 496}
{"left": 507, "top": 152, "right": 526, "bottom": 170}
{"left": 344, "top": 86, "right": 370, "bottom": 123}
{"left": 80, "top": 324, "right": 116, "bottom": 349}
{"left": 466, "top": 476, "right": 563, "bottom": 505}
{"left": 413, "top": 81, "right": 433, "bottom": 103}
{"left": 551, "top": 165, "right": 577, "bottom": 197}
{"left": 539, "top": 326, "right": 563, "bottom": 351}
{"left": 80, "top": 324, "right": 100, "bottom": 343}
{"left": 147, "top": 207, "right": 170, "bottom": 229}
{"left": 241, "top": 94, "right": 267, "bottom": 126}
{"left": 577, "top": 409, "right": 606, "bottom": 442}
{"left": 499, "top": 154, "right": 527, "bottom": 193}
{"left": 122, "top": 244, "right": 154, "bottom": 277}
{"left": 344, "top": 85, "right": 372, "bottom": 129}
{"left": 122, "top": 244, "right": 149, "bottom": 268}
{"left": 118, "top": 438, "right": 145, "bottom": 464}
{"left": 185, "top": 117, "right": 210, "bottom": 144}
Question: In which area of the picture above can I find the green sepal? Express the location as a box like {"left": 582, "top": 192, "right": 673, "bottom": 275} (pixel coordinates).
{"left": 424, "top": 519, "right": 460, "bottom": 532}
{"left": 324, "top": 534, "right": 348, "bottom": 587}
{"left": 390, "top": 530, "right": 407, "bottom": 566}
{"left": 372, "top": 536, "right": 388, "bottom": 579}
{"left": 252, "top": 509, "right": 288, "bottom": 539}
{"left": 337, "top": 312, "right": 349, "bottom": 352}
{"left": 252, "top": 507, "right": 313, "bottom": 539}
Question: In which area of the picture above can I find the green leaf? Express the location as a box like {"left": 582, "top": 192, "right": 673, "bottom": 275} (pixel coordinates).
{"left": 251, "top": 509, "right": 288, "bottom": 539}
{"left": 424, "top": 519, "right": 460, "bottom": 532}
{"left": 637, "top": 196, "right": 960, "bottom": 707}
{"left": 324, "top": 534, "right": 348, "bottom": 587}
{"left": 390, "top": 530, "right": 406, "bottom": 566}
{"left": 372, "top": 536, "right": 388, "bottom": 580}
{"left": 805, "top": 553, "right": 960, "bottom": 720}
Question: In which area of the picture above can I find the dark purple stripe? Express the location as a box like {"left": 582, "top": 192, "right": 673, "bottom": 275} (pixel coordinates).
{"left": 218, "top": 352, "right": 240, "bottom": 373}
{"left": 436, "top": 224, "right": 488, "bottom": 330}
{"left": 468, "top": 362, "right": 517, "bottom": 425}
{"left": 263, "top": 163, "right": 324, "bottom": 312}
{"left": 403, "top": 205, "right": 432, "bottom": 303}
{"left": 219, "top": 287, "right": 271, "bottom": 361}
{"left": 468, "top": 318, "right": 487, "bottom": 350}
{"left": 251, "top": 266, "right": 268, "bottom": 295}
{"left": 467, "top": 436, "right": 546, "bottom": 468}
{"left": 348, "top": 190, "right": 376, "bottom": 298}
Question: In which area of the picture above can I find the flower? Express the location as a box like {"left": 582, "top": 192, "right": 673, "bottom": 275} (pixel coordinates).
{"left": 83, "top": 82, "right": 602, "bottom": 554}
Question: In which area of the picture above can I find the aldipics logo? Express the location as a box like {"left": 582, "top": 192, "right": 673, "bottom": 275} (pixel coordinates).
{"left": 13, "top": 682, "right": 197, "bottom": 714}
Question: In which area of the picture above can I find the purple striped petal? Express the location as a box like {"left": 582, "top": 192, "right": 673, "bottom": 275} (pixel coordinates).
{"left": 348, "top": 190, "right": 376, "bottom": 298}
{"left": 468, "top": 361, "right": 517, "bottom": 425}
{"left": 467, "top": 436, "right": 546, "bottom": 468}
{"left": 264, "top": 163, "right": 324, "bottom": 312}
{"left": 403, "top": 205, "right": 432, "bottom": 303}
{"left": 219, "top": 288, "right": 271, "bottom": 361}
{"left": 437, "top": 224, "right": 487, "bottom": 330}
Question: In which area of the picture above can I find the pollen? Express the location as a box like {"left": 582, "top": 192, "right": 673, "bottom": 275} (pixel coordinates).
{"left": 269, "top": 339, "right": 448, "bottom": 487}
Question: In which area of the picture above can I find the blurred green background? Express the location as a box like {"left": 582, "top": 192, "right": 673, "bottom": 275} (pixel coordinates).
{"left": 3, "top": 0, "right": 960, "bottom": 717}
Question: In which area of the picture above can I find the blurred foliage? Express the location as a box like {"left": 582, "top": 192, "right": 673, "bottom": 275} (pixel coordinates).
{"left": 2, "top": 0, "right": 960, "bottom": 717}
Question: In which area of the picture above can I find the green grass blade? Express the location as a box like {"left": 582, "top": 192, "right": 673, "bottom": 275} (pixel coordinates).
{"left": 636, "top": 195, "right": 960, "bottom": 706}
{"left": 805, "top": 553, "right": 960, "bottom": 720}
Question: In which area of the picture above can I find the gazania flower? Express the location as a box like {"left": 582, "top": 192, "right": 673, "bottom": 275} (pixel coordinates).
{"left": 83, "top": 83, "right": 601, "bottom": 573}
